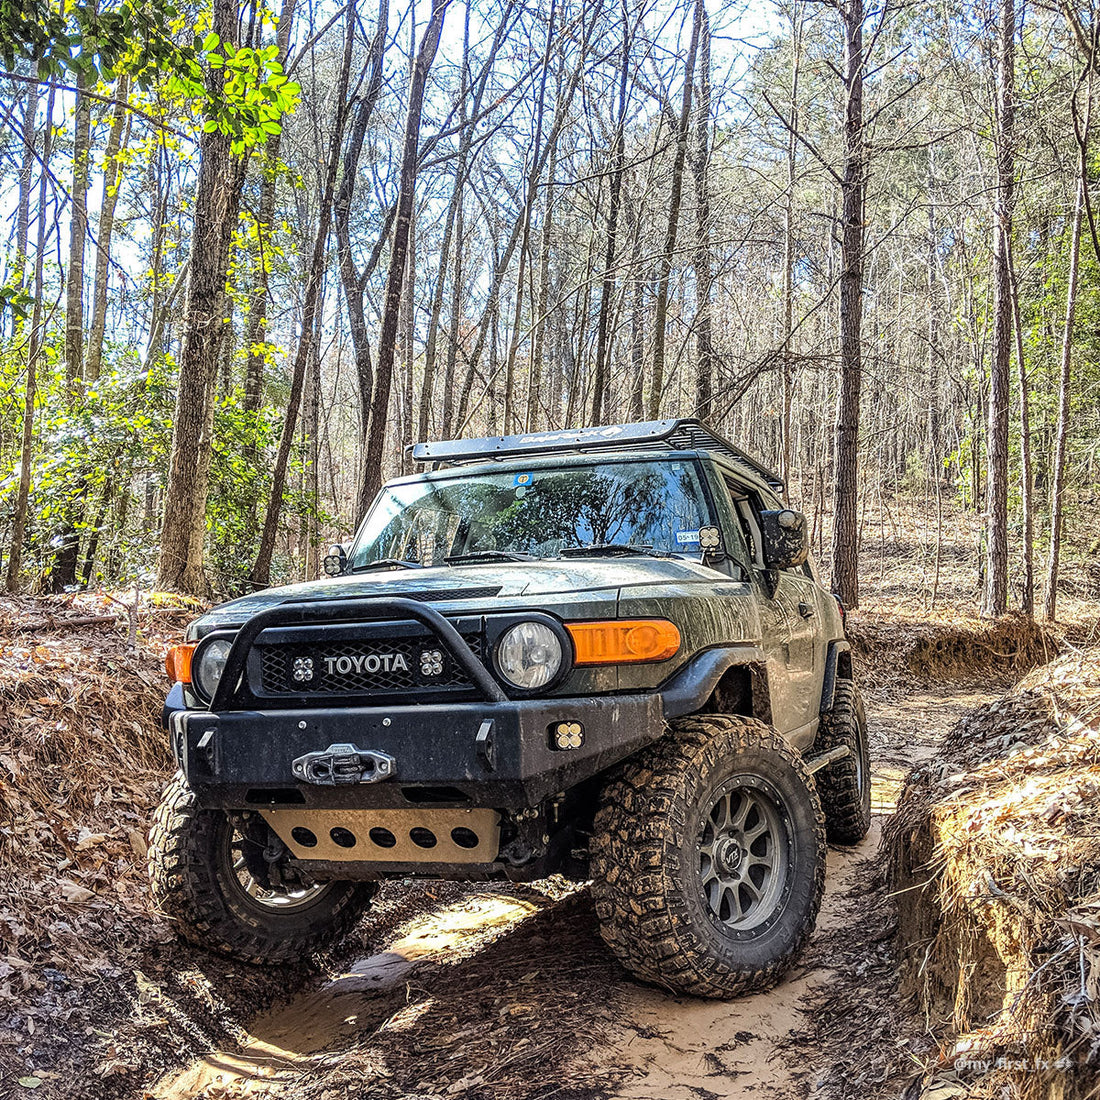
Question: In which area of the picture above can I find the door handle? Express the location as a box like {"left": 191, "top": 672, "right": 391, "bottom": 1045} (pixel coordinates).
{"left": 798, "top": 601, "right": 815, "bottom": 619}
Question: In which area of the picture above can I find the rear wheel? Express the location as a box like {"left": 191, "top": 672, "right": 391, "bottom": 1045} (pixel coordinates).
{"left": 814, "top": 678, "right": 872, "bottom": 845}
{"left": 148, "top": 774, "right": 372, "bottom": 964}
{"left": 590, "top": 715, "right": 826, "bottom": 998}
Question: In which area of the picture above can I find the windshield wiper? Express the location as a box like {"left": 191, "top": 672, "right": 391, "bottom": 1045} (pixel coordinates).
{"left": 348, "top": 558, "right": 424, "bottom": 573}
{"left": 559, "top": 543, "right": 672, "bottom": 559}
{"left": 444, "top": 550, "right": 536, "bottom": 564}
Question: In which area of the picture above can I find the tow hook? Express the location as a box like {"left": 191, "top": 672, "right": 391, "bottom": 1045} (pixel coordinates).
{"left": 291, "top": 744, "right": 397, "bottom": 785}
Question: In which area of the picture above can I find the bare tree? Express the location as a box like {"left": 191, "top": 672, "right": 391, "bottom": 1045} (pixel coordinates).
{"left": 157, "top": 0, "right": 252, "bottom": 593}
{"left": 359, "top": 0, "right": 451, "bottom": 505}
{"left": 1044, "top": 58, "right": 1091, "bottom": 621}
{"left": 830, "top": 0, "right": 866, "bottom": 611}
{"left": 86, "top": 76, "right": 130, "bottom": 382}
{"left": 250, "top": 4, "right": 358, "bottom": 589}
{"left": 690, "top": 0, "right": 715, "bottom": 423}
{"left": 982, "top": 0, "right": 1016, "bottom": 617}
{"left": 5, "top": 87, "right": 56, "bottom": 592}
{"left": 649, "top": 0, "right": 702, "bottom": 420}
{"left": 780, "top": 3, "right": 804, "bottom": 486}
{"left": 591, "top": 0, "right": 630, "bottom": 425}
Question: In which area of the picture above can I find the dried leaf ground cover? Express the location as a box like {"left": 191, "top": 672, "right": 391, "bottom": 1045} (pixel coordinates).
{"left": 0, "top": 594, "right": 329, "bottom": 1099}
{"left": 0, "top": 595, "right": 626, "bottom": 1100}
{"left": 886, "top": 651, "right": 1100, "bottom": 1100}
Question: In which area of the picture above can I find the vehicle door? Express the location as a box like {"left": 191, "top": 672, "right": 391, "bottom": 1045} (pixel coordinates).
{"left": 717, "top": 472, "right": 821, "bottom": 739}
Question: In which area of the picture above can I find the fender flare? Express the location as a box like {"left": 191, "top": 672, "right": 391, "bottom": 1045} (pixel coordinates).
{"left": 820, "top": 639, "right": 852, "bottom": 714}
{"left": 659, "top": 646, "right": 769, "bottom": 720}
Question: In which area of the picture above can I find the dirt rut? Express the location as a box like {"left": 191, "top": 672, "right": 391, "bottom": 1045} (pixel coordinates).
{"left": 153, "top": 685, "right": 997, "bottom": 1100}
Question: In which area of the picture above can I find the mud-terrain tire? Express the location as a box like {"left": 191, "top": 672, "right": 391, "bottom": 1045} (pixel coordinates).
{"left": 148, "top": 774, "right": 372, "bottom": 964}
{"left": 590, "top": 715, "right": 826, "bottom": 999}
{"left": 814, "top": 678, "right": 871, "bottom": 845}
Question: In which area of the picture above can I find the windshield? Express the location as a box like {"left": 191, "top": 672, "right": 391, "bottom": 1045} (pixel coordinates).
{"left": 348, "top": 459, "right": 714, "bottom": 568}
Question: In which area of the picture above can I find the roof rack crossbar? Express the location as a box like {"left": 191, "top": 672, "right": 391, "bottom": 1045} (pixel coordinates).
{"left": 407, "top": 418, "right": 784, "bottom": 491}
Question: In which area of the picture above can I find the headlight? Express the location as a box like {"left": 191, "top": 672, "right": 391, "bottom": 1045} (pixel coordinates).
{"left": 495, "top": 621, "right": 563, "bottom": 690}
{"left": 193, "top": 637, "right": 233, "bottom": 701}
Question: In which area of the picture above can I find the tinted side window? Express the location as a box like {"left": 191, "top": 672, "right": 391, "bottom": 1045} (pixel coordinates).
{"left": 720, "top": 476, "right": 760, "bottom": 567}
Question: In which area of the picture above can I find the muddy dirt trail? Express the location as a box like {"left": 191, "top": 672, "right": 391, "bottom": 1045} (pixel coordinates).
{"left": 152, "top": 682, "right": 998, "bottom": 1100}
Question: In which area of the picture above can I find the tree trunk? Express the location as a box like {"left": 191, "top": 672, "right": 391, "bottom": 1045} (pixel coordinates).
{"left": 591, "top": 0, "right": 629, "bottom": 425}
{"left": 502, "top": 2, "right": 558, "bottom": 434}
{"left": 440, "top": 180, "right": 466, "bottom": 438}
{"left": 982, "top": 0, "right": 1015, "bottom": 617}
{"left": 360, "top": 0, "right": 451, "bottom": 505}
{"left": 303, "top": 307, "right": 322, "bottom": 578}
{"left": 5, "top": 86, "right": 56, "bottom": 592}
{"left": 157, "top": 0, "right": 249, "bottom": 593}
{"left": 64, "top": 67, "right": 92, "bottom": 395}
{"left": 1044, "top": 167, "right": 1085, "bottom": 621}
{"left": 250, "top": 4, "right": 358, "bottom": 589}
{"left": 243, "top": 0, "right": 298, "bottom": 417}
{"left": 1007, "top": 231, "right": 1033, "bottom": 616}
{"left": 401, "top": 208, "right": 417, "bottom": 460}
{"left": 926, "top": 159, "right": 942, "bottom": 480}
{"left": 780, "top": 4, "right": 803, "bottom": 484}
{"left": 86, "top": 76, "right": 131, "bottom": 382}
{"left": 14, "top": 76, "right": 39, "bottom": 292}
{"left": 453, "top": 2, "right": 599, "bottom": 432}
{"left": 419, "top": 148, "right": 463, "bottom": 444}
{"left": 332, "top": 0, "right": 390, "bottom": 518}
{"left": 690, "top": 0, "right": 715, "bottom": 424}
{"left": 526, "top": 136, "right": 558, "bottom": 431}
{"left": 648, "top": 0, "right": 702, "bottom": 420}
{"left": 830, "top": 0, "right": 865, "bottom": 610}
{"left": 626, "top": 197, "right": 646, "bottom": 421}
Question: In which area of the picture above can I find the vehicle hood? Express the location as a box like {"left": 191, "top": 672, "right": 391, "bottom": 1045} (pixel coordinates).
{"left": 190, "top": 557, "right": 728, "bottom": 635}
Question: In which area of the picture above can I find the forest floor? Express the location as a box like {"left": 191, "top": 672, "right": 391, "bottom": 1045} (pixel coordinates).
{"left": 1, "top": 497, "right": 1097, "bottom": 1100}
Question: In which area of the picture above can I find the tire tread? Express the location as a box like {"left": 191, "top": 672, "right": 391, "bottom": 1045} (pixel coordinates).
{"left": 148, "top": 774, "right": 369, "bottom": 965}
{"left": 590, "top": 715, "right": 826, "bottom": 999}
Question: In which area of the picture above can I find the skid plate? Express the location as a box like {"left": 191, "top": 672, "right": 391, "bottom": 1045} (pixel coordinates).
{"left": 261, "top": 807, "right": 500, "bottom": 862}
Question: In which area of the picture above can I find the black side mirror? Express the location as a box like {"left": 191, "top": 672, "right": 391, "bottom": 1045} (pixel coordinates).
{"left": 322, "top": 543, "right": 349, "bottom": 577}
{"left": 759, "top": 510, "right": 808, "bottom": 571}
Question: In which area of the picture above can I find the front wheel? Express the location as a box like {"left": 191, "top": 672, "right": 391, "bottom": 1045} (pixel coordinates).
{"left": 590, "top": 715, "right": 826, "bottom": 999}
{"left": 148, "top": 774, "right": 373, "bottom": 964}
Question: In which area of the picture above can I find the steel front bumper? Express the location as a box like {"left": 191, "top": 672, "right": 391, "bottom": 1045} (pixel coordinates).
{"left": 168, "top": 692, "right": 664, "bottom": 810}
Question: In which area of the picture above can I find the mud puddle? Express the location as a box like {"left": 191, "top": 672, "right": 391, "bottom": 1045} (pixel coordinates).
{"left": 154, "top": 893, "right": 544, "bottom": 1098}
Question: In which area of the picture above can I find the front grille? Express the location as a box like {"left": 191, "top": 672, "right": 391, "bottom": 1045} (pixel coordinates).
{"left": 256, "top": 631, "right": 485, "bottom": 698}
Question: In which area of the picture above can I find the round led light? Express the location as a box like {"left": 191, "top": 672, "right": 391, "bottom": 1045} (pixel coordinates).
{"left": 193, "top": 637, "right": 233, "bottom": 701}
{"left": 496, "top": 621, "right": 563, "bottom": 691}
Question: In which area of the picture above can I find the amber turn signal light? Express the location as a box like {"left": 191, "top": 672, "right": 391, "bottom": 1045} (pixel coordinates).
{"left": 566, "top": 619, "right": 681, "bottom": 665}
{"left": 166, "top": 643, "right": 197, "bottom": 683}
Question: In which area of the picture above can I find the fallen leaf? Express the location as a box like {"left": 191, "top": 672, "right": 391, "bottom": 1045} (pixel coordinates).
{"left": 60, "top": 880, "right": 96, "bottom": 904}
{"left": 75, "top": 832, "right": 108, "bottom": 851}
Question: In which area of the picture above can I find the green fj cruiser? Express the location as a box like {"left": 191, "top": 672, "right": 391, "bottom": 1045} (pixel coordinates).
{"left": 150, "top": 419, "right": 870, "bottom": 998}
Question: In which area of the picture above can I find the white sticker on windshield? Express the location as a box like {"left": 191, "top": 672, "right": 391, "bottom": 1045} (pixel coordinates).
{"left": 676, "top": 530, "right": 701, "bottom": 545}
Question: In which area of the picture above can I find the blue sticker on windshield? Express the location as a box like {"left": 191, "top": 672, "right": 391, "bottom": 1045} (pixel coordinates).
{"left": 676, "top": 529, "right": 701, "bottom": 545}
{"left": 514, "top": 473, "right": 532, "bottom": 486}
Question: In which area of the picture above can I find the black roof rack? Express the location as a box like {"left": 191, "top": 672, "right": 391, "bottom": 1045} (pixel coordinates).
{"left": 408, "top": 418, "right": 784, "bottom": 491}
